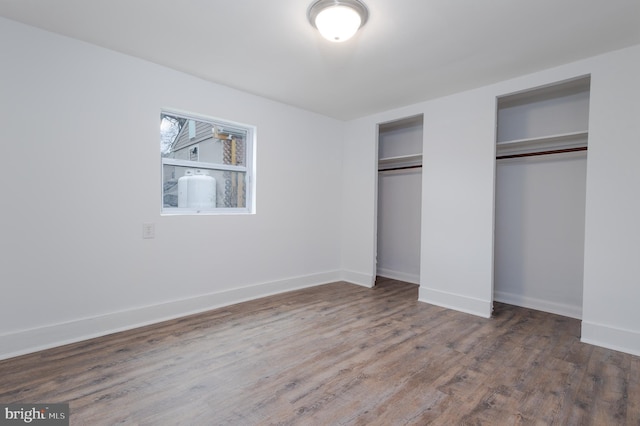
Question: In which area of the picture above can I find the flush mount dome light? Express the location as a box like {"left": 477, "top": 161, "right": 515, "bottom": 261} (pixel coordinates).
{"left": 308, "top": 0, "right": 369, "bottom": 42}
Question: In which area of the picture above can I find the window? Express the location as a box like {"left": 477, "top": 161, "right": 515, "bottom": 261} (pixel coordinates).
{"left": 189, "top": 146, "right": 199, "bottom": 161}
{"left": 161, "top": 111, "right": 255, "bottom": 214}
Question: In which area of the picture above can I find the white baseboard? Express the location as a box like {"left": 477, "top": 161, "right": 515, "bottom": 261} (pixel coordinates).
{"left": 581, "top": 321, "right": 640, "bottom": 357}
{"left": 376, "top": 268, "right": 420, "bottom": 285}
{"left": 418, "top": 287, "right": 492, "bottom": 318}
{"left": 493, "top": 291, "right": 582, "bottom": 319}
{"left": 0, "top": 270, "right": 342, "bottom": 361}
{"left": 341, "top": 269, "right": 375, "bottom": 288}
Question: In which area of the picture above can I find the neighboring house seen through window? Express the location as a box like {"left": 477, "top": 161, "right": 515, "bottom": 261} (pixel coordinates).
{"left": 161, "top": 111, "right": 255, "bottom": 214}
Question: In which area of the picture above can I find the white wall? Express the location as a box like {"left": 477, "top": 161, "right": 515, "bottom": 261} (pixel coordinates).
{"left": 340, "top": 117, "right": 379, "bottom": 286}
{"left": 494, "top": 152, "right": 587, "bottom": 319}
{"left": 2, "top": 18, "right": 639, "bottom": 359}
{"left": 377, "top": 169, "right": 422, "bottom": 284}
{"left": 581, "top": 46, "right": 640, "bottom": 355}
{"left": 419, "top": 89, "right": 498, "bottom": 317}
{"left": 341, "top": 44, "right": 640, "bottom": 355}
{"left": 341, "top": 106, "right": 426, "bottom": 287}
{"left": 342, "top": 92, "right": 497, "bottom": 318}
{"left": 0, "top": 18, "right": 344, "bottom": 359}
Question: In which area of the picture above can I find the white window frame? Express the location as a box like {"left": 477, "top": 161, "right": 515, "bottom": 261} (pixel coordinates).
{"left": 161, "top": 109, "right": 256, "bottom": 215}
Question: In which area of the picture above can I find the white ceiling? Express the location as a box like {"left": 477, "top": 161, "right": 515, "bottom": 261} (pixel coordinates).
{"left": 1, "top": 0, "right": 639, "bottom": 120}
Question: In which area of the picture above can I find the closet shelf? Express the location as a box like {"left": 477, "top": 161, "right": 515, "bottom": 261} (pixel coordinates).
{"left": 378, "top": 153, "right": 422, "bottom": 171}
{"left": 497, "top": 131, "right": 588, "bottom": 156}
{"left": 379, "top": 153, "right": 422, "bottom": 163}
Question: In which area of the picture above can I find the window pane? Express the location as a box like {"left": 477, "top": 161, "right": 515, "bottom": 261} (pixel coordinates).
{"left": 161, "top": 111, "right": 254, "bottom": 214}
{"left": 161, "top": 114, "right": 247, "bottom": 167}
{"left": 163, "top": 165, "right": 246, "bottom": 209}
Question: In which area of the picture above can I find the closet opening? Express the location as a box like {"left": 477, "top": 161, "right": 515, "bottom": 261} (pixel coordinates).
{"left": 493, "top": 76, "right": 590, "bottom": 319}
{"left": 375, "top": 114, "right": 424, "bottom": 286}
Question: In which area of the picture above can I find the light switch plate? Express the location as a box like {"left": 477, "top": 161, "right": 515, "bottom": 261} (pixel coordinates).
{"left": 142, "top": 223, "right": 155, "bottom": 239}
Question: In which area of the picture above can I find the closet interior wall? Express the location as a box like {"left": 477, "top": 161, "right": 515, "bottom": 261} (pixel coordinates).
{"left": 376, "top": 115, "right": 424, "bottom": 285}
{"left": 494, "top": 77, "right": 590, "bottom": 319}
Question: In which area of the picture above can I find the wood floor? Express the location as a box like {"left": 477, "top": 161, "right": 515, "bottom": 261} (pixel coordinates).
{"left": 1, "top": 278, "right": 638, "bottom": 425}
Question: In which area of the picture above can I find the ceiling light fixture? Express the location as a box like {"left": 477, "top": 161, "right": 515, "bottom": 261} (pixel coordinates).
{"left": 308, "top": 0, "right": 369, "bottom": 43}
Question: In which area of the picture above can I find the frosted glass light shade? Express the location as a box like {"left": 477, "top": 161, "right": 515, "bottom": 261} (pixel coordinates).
{"left": 308, "top": 0, "right": 369, "bottom": 43}
{"left": 315, "top": 6, "right": 361, "bottom": 42}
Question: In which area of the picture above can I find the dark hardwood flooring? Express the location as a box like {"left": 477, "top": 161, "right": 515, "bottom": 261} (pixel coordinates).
{"left": 1, "top": 277, "right": 638, "bottom": 425}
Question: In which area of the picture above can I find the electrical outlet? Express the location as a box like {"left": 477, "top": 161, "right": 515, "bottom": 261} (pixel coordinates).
{"left": 142, "top": 223, "right": 155, "bottom": 239}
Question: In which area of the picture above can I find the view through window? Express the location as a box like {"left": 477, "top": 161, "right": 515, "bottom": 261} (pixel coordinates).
{"left": 161, "top": 111, "right": 255, "bottom": 214}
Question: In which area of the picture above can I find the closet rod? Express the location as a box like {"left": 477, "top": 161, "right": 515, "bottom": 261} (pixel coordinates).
{"left": 378, "top": 164, "right": 423, "bottom": 172}
{"left": 496, "top": 146, "right": 587, "bottom": 160}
